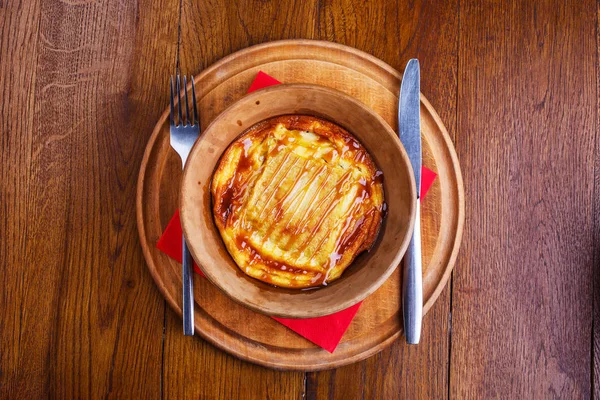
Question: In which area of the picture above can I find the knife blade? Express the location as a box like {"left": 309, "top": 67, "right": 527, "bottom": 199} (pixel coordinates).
{"left": 398, "top": 58, "right": 423, "bottom": 344}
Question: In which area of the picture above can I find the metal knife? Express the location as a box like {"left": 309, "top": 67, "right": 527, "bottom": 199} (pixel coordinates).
{"left": 398, "top": 59, "right": 423, "bottom": 344}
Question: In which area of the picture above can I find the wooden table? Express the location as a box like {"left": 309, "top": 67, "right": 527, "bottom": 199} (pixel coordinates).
{"left": 1, "top": 0, "right": 596, "bottom": 398}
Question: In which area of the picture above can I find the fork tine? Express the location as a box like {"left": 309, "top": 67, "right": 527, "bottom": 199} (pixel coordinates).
{"left": 191, "top": 76, "right": 198, "bottom": 126}
{"left": 183, "top": 76, "right": 190, "bottom": 126}
{"left": 176, "top": 75, "right": 183, "bottom": 126}
{"left": 169, "top": 76, "right": 175, "bottom": 125}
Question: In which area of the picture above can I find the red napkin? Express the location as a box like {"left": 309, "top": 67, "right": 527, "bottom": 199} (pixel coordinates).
{"left": 156, "top": 72, "right": 437, "bottom": 352}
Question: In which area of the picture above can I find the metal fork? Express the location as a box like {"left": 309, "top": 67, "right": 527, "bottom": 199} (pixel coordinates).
{"left": 170, "top": 75, "right": 199, "bottom": 336}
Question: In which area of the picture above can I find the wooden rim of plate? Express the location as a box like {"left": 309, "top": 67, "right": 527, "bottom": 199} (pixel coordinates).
{"left": 136, "top": 39, "right": 464, "bottom": 370}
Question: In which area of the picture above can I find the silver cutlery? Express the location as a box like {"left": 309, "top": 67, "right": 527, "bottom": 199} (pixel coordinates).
{"left": 398, "top": 59, "right": 423, "bottom": 344}
{"left": 170, "top": 75, "right": 199, "bottom": 336}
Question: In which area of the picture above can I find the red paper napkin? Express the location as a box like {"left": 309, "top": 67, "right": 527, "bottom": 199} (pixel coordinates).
{"left": 156, "top": 71, "right": 437, "bottom": 352}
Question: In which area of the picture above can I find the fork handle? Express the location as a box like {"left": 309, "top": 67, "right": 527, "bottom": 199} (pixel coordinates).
{"left": 182, "top": 238, "right": 194, "bottom": 336}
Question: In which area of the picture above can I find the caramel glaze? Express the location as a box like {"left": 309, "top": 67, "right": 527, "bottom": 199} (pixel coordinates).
{"left": 211, "top": 115, "right": 385, "bottom": 288}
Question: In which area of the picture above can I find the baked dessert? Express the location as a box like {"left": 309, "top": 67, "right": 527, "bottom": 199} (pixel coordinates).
{"left": 211, "top": 115, "right": 385, "bottom": 288}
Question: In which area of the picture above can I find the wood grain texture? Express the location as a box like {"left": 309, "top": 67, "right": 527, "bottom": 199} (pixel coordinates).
{"left": 0, "top": 1, "right": 44, "bottom": 397}
{"left": 162, "top": 311, "right": 304, "bottom": 400}
{"left": 0, "top": 0, "right": 177, "bottom": 398}
{"left": 2, "top": 0, "right": 598, "bottom": 398}
{"left": 306, "top": 0, "right": 458, "bottom": 398}
{"left": 179, "top": 0, "right": 319, "bottom": 70}
{"left": 452, "top": 1, "right": 595, "bottom": 398}
{"left": 595, "top": 2, "right": 600, "bottom": 397}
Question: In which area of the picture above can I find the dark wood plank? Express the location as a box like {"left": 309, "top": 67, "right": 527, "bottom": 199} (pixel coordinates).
{"left": 162, "top": 310, "right": 304, "bottom": 399}
{"left": 452, "top": 0, "right": 595, "bottom": 397}
{"left": 305, "top": 314, "right": 451, "bottom": 399}
{"left": 595, "top": 2, "right": 600, "bottom": 397}
{"left": 179, "top": 0, "right": 319, "bottom": 71}
{"left": 161, "top": 1, "right": 319, "bottom": 398}
{"left": 0, "top": 0, "right": 178, "bottom": 397}
{"left": 305, "top": 0, "right": 457, "bottom": 398}
{"left": 0, "top": 1, "right": 44, "bottom": 397}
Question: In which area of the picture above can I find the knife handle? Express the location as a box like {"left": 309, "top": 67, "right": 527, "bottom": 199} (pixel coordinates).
{"left": 403, "top": 201, "right": 423, "bottom": 344}
{"left": 182, "top": 237, "right": 195, "bottom": 336}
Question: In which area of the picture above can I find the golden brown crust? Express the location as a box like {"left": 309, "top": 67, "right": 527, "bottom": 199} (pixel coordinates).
{"left": 211, "top": 115, "right": 385, "bottom": 288}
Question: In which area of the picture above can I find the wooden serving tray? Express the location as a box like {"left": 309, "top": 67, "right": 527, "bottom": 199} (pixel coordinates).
{"left": 137, "top": 40, "right": 464, "bottom": 371}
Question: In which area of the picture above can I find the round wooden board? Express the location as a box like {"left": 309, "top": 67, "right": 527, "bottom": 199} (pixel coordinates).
{"left": 137, "top": 40, "right": 464, "bottom": 371}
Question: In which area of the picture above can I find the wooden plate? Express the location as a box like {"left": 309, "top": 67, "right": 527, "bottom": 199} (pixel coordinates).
{"left": 180, "top": 84, "right": 417, "bottom": 318}
{"left": 136, "top": 40, "right": 464, "bottom": 371}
